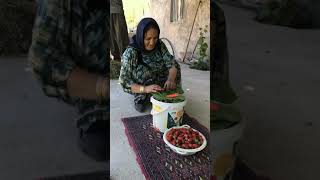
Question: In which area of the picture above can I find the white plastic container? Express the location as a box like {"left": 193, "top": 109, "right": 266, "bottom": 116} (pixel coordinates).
{"left": 150, "top": 96, "right": 187, "bottom": 133}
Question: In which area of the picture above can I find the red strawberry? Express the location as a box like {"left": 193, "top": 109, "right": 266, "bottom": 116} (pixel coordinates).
{"left": 192, "top": 144, "right": 199, "bottom": 148}
{"left": 171, "top": 140, "right": 176, "bottom": 145}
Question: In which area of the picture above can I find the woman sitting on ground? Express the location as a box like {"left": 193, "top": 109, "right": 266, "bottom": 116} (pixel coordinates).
{"left": 119, "top": 17, "right": 181, "bottom": 112}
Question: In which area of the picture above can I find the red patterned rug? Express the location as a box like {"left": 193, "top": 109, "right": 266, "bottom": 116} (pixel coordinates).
{"left": 122, "top": 114, "right": 211, "bottom": 180}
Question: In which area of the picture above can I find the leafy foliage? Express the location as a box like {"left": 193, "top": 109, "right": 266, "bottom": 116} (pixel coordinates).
{"left": 110, "top": 60, "right": 121, "bottom": 79}
{"left": 152, "top": 86, "right": 185, "bottom": 103}
{"left": 190, "top": 25, "right": 209, "bottom": 71}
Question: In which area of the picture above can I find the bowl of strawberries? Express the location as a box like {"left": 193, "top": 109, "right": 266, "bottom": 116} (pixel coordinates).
{"left": 163, "top": 125, "right": 207, "bottom": 156}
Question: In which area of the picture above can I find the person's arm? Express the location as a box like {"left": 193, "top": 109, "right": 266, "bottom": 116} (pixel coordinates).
{"left": 130, "top": 84, "right": 163, "bottom": 93}
{"left": 28, "top": 1, "right": 107, "bottom": 102}
{"left": 159, "top": 40, "right": 181, "bottom": 90}
{"left": 67, "top": 67, "right": 108, "bottom": 100}
{"left": 164, "top": 66, "right": 177, "bottom": 90}
{"left": 119, "top": 48, "right": 163, "bottom": 94}
{"left": 119, "top": 48, "right": 136, "bottom": 94}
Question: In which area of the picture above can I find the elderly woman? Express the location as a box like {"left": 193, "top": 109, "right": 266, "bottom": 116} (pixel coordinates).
{"left": 119, "top": 17, "right": 181, "bottom": 112}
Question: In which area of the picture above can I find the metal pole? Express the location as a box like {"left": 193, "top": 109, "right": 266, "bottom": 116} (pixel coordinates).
{"left": 182, "top": 0, "right": 202, "bottom": 63}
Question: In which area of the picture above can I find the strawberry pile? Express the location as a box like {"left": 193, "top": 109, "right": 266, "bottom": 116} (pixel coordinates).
{"left": 166, "top": 127, "right": 204, "bottom": 149}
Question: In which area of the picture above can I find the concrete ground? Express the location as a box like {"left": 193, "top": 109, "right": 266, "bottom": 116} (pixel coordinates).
{"left": 110, "top": 63, "right": 210, "bottom": 179}
{"left": 221, "top": 4, "right": 320, "bottom": 180}
{"left": 0, "top": 57, "right": 105, "bottom": 180}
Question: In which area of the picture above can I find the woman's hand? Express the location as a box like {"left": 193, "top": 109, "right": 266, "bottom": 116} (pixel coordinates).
{"left": 164, "top": 79, "right": 176, "bottom": 90}
{"left": 67, "top": 67, "right": 108, "bottom": 101}
{"left": 164, "top": 66, "right": 177, "bottom": 90}
{"left": 145, "top": 84, "right": 164, "bottom": 93}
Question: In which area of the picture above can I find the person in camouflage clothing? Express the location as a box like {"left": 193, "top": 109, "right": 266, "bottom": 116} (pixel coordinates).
{"left": 28, "top": 0, "right": 109, "bottom": 162}
{"left": 119, "top": 18, "right": 181, "bottom": 112}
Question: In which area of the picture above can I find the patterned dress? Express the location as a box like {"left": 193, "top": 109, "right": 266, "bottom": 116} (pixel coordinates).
{"left": 28, "top": 0, "right": 109, "bottom": 131}
{"left": 119, "top": 40, "right": 182, "bottom": 103}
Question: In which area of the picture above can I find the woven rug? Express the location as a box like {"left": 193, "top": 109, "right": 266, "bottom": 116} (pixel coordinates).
{"left": 122, "top": 114, "right": 211, "bottom": 180}
{"left": 36, "top": 171, "right": 108, "bottom": 180}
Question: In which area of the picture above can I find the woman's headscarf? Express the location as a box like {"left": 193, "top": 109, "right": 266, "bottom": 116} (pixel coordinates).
{"left": 129, "top": 17, "right": 161, "bottom": 53}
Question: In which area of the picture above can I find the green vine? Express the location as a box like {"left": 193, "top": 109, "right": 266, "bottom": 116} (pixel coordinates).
{"left": 190, "top": 25, "right": 209, "bottom": 71}
{"left": 197, "top": 25, "right": 209, "bottom": 62}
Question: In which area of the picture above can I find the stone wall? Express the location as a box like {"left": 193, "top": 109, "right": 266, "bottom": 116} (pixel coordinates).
{"left": 149, "top": 0, "right": 210, "bottom": 61}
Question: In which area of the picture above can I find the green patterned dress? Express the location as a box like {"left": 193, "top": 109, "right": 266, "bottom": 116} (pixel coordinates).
{"left": 119, "top": 40, "right": 182, "bottom": 103}
{"left": 28, "top": 0, "right": 109, "bottom": 130}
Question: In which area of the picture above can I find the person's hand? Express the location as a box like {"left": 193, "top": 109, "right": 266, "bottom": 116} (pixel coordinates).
{"left": 164, "top": 79, "right": 176, "bottom": 90}
{"left": 145, "top": 84, "right": 164, "bottom": 93}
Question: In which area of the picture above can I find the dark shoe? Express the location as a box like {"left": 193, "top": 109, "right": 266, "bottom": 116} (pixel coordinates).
{"left": 134, "top": 101, "right": 145, "bottom": 113}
